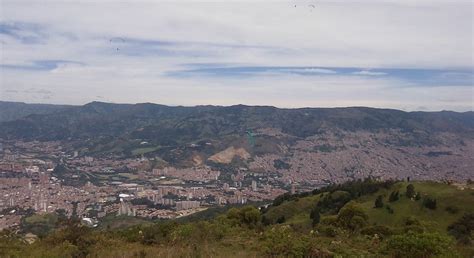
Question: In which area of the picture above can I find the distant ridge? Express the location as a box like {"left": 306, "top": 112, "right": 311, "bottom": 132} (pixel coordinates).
{"left": 0, "top": 101, "right": 472, "bottom": 141}
{"left": 0, "top": 101, "right": 73, "bottom": 122}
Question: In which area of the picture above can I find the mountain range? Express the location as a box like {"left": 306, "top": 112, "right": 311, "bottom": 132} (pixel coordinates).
{"left": 1, "top": 101, "right": 473, "bottom": 183}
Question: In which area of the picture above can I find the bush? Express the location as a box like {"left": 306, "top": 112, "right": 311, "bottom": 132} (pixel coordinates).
{"left": 316, "top": 225, "right": 338, "bottom": 237}
{"left": 336, "top": 202, "right": 368, "bottom": 231}
{"left": 386, "top": 205, "right": 394, "bottom": 214}
{"left": 414, "top": 192, "right": 421, "bottom": 201}
{"left": 422, "top": 197, "right": 437, "bottom": 210}
{"left": 320, "top": 215, "right": 338, "bottom": 226}
{"left": 448, "top": 213, "right": 474, "bottom": 244}
{"left": 226, "top": 206, "right": 261, "bottom": 228}
{"left": 404, "top": 216, "right": 421, "bottom": 226}
{"left": 445, "top": 205, "right": 459, "bottom": 214}
{"left": 403, "top": 225, "right": 425, "bottom": 234}
{"left": 360, "top": 225, "right": 394, "bottom": 239}
{"left": 385, "top": 232, "right": 454, "bottom": 258}
{"left": 261, "top": 226, "right": 311, "bottom": 257}
{"left": 276, "top": 215, "right": 286, "bottom": 224}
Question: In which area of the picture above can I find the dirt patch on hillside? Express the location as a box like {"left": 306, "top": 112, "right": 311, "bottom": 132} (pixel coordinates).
{"left": 208, "top": 147, "right": 251, "bottom": 164}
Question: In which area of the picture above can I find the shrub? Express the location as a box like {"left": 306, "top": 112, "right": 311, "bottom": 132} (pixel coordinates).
{"left": 226, "top": 206, "right": 261, "bottom": 227}
{"left": 422, "top": 197, "right": 437, "bottom": 210}
{"left": 336, "top": 202, "right": 368, "bottom": 231}
{"left": 404, "top": 216, "right": 421, "bottom": 226}
{"left": 445, "top": 205, "right": 459, "bottom": 214}
{"left": 320, "top": 215, "right": 338, "bottom": 226}
{"left": 448, "top": 213, "right": 474, "bottom": 244}
{"left": 403, "top": 225, "right": 425, "bottom": 234}
{"left": 385, "top": 232, "right": 454, "bottom": 258}
{"left": 261, "top": 226, "right": 311, "bottom": 257}
{"left": 360, "top": 225, "right": 394, "bottom": 239}
{"left": 316, "top": 225, "right": 338, "bottom": 237}
{"left": 276, "top": 215, "right": 286, "bottom": 224}
{"left": 414, "top": 192, "right": 421, "bottom": 201}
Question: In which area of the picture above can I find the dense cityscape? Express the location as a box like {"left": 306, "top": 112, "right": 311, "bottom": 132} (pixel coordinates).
{"left": 1, "top": 124, "right": 472, "bottom": 231}
{"left": 0, "top": 140, "right": 288, "bottom": 230}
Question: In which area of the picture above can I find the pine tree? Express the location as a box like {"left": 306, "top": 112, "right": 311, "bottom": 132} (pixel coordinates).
{"left": 406, "top": 184, "right": 415, "bottom": 198}
{"left": 389, "top": 191, "right": 400, "bottom": 202}
{"left": 310, "top": 208, "right": 321, "bottom": 226}
{"left": 374, "top": 195, "right": 384, "bottom": 208}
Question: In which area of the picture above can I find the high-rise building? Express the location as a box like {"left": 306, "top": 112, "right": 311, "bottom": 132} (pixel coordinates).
{"left": 251, "top": 180, "right": 257, "bottom": 192}
{"left": 175, "top": 201, "right": 200, "bottom": 211}
{"left": 117, "top": 199, "right": 135, "bottom": 216}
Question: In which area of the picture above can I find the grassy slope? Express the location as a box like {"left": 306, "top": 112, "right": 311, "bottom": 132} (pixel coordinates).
{"left": 5, "top": 181, "right": 473, "bottom": 257}
{"left": 260, "top": 181, "right": 474, "bottom": 256}
{"left": 264, "top": 194, "right": 322, "bottom": 226}
{"left": 265, "top": 181, "right": 474, "bottom": 234}
{"left": 359, "top": 182, "right": 474, "bottom": 232}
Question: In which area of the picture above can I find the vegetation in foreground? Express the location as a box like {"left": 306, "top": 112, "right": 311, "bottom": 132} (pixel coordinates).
{"left": 1, "top": 179, "right": 473, "bottom": 257}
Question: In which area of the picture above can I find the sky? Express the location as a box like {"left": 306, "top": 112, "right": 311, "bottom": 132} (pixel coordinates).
{"left": 0, "top": 0, "right": 473, "bottom": 111}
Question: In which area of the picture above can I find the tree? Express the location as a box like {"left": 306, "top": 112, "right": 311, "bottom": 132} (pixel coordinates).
{"left": 389, "top": 191, "right": 399, "bottom": 202}
{"left": 406, "top": 184, "right": 415, "bottom": 199}
{"left": 226, "top": 206, "right": 261, "bottom": 227}
{"left": 337, "top": 202, "right": 368, "bottom": 231}
{"left": 374, "top": 195, "right": 384, "bottom": 208}
{"left": 310, "top": 207, "right": 320, "bottom": 226}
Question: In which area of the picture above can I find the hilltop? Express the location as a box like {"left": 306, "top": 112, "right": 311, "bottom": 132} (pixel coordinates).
{"left": 1, "top": 179, "right": 473, "bottom": 257}
{"left": 0, "top": 101, "right": 72, "bottom": 123}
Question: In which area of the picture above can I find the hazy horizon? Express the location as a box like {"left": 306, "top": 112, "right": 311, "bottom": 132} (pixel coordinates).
{"left": 3, "top": 99, "right": 474, "bottom": 113}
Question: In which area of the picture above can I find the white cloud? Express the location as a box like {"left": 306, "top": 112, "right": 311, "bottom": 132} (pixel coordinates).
{"left": 0, "top": 0, "right": 472, "bottom": 110}
{"left": 279, "top": 68, "right": 337, "bottom": 74}
{"left": 352, "top": 71, "right": 387, "bottom": 76}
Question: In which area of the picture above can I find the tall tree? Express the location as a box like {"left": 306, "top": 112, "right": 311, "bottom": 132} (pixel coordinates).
{"left": 374, "top": 195, "right": 384, "bottom": 208}
{"left": 389, "top": 191, "right": 400, "bottom": 202}
{"left": 406, "top": 184, "right": 416, "bottom": 198}
{"left": 310, "top": 207, "right": 321, "bottom": 226}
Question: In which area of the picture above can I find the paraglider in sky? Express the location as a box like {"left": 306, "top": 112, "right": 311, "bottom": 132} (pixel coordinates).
{"left": 109, "top": 37, "right": 125, "bottom": 51}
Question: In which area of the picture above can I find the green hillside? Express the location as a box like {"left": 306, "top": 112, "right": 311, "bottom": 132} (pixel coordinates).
{"left": 1, "top": 180, "right": 473, "bottom": 257}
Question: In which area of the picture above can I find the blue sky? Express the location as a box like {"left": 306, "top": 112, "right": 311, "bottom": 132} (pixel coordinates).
{"left": 0, "top": 0, "right": 472, "bottom": 111}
